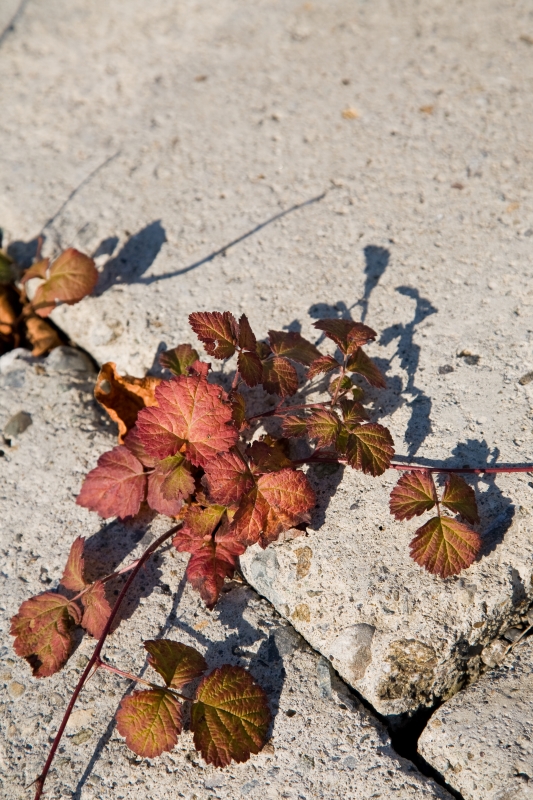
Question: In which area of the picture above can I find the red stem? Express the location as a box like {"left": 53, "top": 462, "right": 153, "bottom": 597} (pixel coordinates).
{"left": 293, "top": 453, "right": 533, "bottom": 474}
{"left": 71, "top": 558, "right": 141, "bottom": 603}
{"left": 96, "top": 659, "right": 189, "bottom": 701}
{"left": 33, "top": 523, "right": 181, "bottom": 800}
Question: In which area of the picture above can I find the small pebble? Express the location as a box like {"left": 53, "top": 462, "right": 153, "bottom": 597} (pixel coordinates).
{"left": 3, "top": 411, "right": 32, "bottom": 443}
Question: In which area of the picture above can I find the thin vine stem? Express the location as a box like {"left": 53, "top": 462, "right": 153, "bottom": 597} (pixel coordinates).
{"left": 96, "top": 659, "right": 190, "bottom": 701}
{"left": 293, "top": 452, "right": 533, "bottom": 474}
{"left": 32, "top": 523, "right": 181, "bottom": 800}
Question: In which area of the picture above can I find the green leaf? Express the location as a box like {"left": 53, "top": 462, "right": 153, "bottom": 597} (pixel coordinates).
{"left": 389, "top": 470, "right": 437, "bottom": 520}
{"left": 0, "top": 250, "right": 14, "bottom": 284}
{"left": 116, "top": 688, "right": 182, "bottom": 758}
{"left": 328, "top": 374, "right": 353, "bottom": 399}
{"left": 281, "top": 415, "right": 308, "bottom": 438}
{"left": 191, "top": 665, "right": 271, "bottom": 767}
{"left": 159, "top": 344, "right": 199, "bottom": 376}
{"left": 268, "top": 330, "right": 321, "bottom": 365}
{"left": 346, "top": 347, "right": 386, "bottom": 388}
{"left": 410, "top": 516, "right": 482, "bottom": 578}
{"left": 441, "top": 473, "right": 479, "bottom": 524}
{"left": 145, "top": 640, "right": 207, "bottom": 689}
{"left": 345, "top": 423, "right": 394, "bottom": 476}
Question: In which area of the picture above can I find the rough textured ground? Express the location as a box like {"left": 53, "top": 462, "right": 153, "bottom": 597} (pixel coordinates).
{"left": 0, "top": 353, "right": 451, "bottom": 799}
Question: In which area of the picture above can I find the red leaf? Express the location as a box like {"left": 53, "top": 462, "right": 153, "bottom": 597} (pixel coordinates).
{"left": 145, "top": 640, "right": 207, "bottom": 689}
{"left": 123, "top": 427, "right": 158, "bottom": 467}
{"left": 281, "top": 415, "right": 308, "bottom": 438}
{"left": 345, "top": 423, "right": 394, "bottom": 476}
{"left": 339, "top": 399, "right": 369, "bottom": 428}
{"left": 314, "top": 319, "right": 376, "bottom": 354}
{"left": 147, "top": 455, "right": 195, "bottom": 516}
{"left": 189, "top": 360, "right": 210, "bottom": 378}
{"left": 232, "top": 468, "right": 315, "bottom": 548}
{"left": 410, "top": 516, "right": 482, "bottom": 578}
{"left": 116, "top": 689, "right": 182, "bottom": 758}
{"left": 238, "top": 314, "right": 257, "bottom": 351}
{"left": 307, "top": 354, "right": 340, "bottom": 379}
{"left": 261, "top": 356, "right": 298, "bottom": 397}
{"left": 189, "top": 311, "right": 239, "bottom": 359}
{"left": 306, "top": 408, "right": 341, "bottom": 448}
{"left": 328, "top": 374, "right": 354, "bottom": 399}
{"left": 389, "top": 471, "right": 437, "bottom": 521}
{"left": 81, "top": 581, "right": 111, "bottom": 639}
{"left": 229, "top": 390, "right": 247, "bottom": 430}
{"left": 238, "top": 350, "right": 263, "bottom": 387}
{"left": 441, "top": 473, "right": 479, "bottom": 524}
{"left": 247, "top": 437, "right": 292, "bottom": 473}
{"left": 203, "top": 450, "right": 254, "bottom": 505}
{"left": 160, "top": 344, "right": 199, "bottom": 376}
{"left": 60, "top": 536, "right": 87, "bottom": 591}
{"left": 32, "top": 249, "right": 98, "bottom": 318}
{"left": 76, "top": 445, "right": 146, "bottom": 519}
{"left": 268, "top": 330, "right": 321, "bottom": 366}
{"left": 10, "top": 593, "right": 81, "bottom": 677}
{"left": 191, "top": 665, "right": 271, "bottom": 767}
{"left": 346, "top": 347, "right": 386, "bottom": 388}
{"left": 20, "top": 258, "right": 49, "bottom": 283}
{"left": 173, "top": 505, "right": 227, "bottom": 553}
{"left": 135, "top": 376, "right": 238, "bottom": 466}
{"left": 185, "top": 527, "right": 245, "bottom": 608}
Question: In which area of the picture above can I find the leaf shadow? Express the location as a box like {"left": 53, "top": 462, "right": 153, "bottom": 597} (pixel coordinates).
{"left": 95, "top": 221, "right": 167, "bottom": 293}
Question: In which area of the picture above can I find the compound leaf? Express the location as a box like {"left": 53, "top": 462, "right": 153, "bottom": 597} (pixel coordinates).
{"left": 145, "top": 639, "right": 207, "bottom": 689}
{"left": 189, "top": 311, "right": 239, "bottom": 359}
{"left": 306, "top": 408, "right": 341, "bottom": 448}
{"left": 261, "top": 356, "right": 298, "bottom": 397}
{"left": 441, "top": 473, "right": 479, "bottom": 524}
{"left": 346, "top": 347, "right": 386, "bottom": 389}
{"left": 191, "top": 665, "right": 271, "bottom": 767}
{"left": 344, "top": 423, "right": 394, "bottom": 476}
{"left": 32, "top": 248, "right": 98, "bottom": 318}
{"left": 95, "top": 362, "right": 160, "bottom": 443}
{"left": 135, "top": 376, "right": 237, "bottom": 466}
{"left": 307, "top": 354, "right": 340, "bottom": 379}
{"left": 160, "top": 344, "right": 199, "bottom": 376}
{"left": 389, "top": 471, "right": 437, "bottom": 521}
{"left": 314, "top": 319, "right": 376, "bottom": 354}
{"left": 76, "top": 445, "right": 146, "bottom": 519}
{"left": 60, "top": 536, "right": 87, "bottom": 591}
{"left": 410, "top": 516, "right": 482, "bottom": 578}
{"left": 268, "top": 330, "right": 321, "bottom": 366}
{"left": 203, "top": 450, "right": 254, "bottom": 505}
{"left": 10, "top": 593, "right": 81, "bottom": 677}
{"left": 116, "top": 689, "right": 182, "bottom": 758}
{"left": 237, "top": 350, "right": 263, "bottom": 387}
{"left": 81, "top": 581, "right": 111, "bottom": 639}
{"left": 147, "top": 455, "right": 195, "bottom": 516}
{"left": 238, "top": 313, "right": 257, "bottom": 351}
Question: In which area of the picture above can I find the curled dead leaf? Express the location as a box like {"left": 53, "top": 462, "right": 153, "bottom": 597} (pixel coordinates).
{"left": 95, "top": 362, "right": 161, "bottom": 442}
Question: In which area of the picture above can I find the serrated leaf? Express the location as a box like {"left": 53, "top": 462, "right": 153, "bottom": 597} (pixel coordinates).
{"left": 145, "top": 640, "right": 207, "bottom": 689}
{"left": 238, "top": 350, "right": 263, "bottom": 387}
{"left": 314, "top": 319, "right": 377, "bottom": 354}
{"left": 238, "top": 314, "right": 256, "bottom": 351}
{"left": 116, "top": 688, "right": 182, "bottom": 758}
{"left": 389, "top": 471, "right": 437, "bottom": 520}
{"left": 147, "top": 455, "right": 195, "bottom": 516}
{"left": 60, "top": 537, "right": 87, "bottom": 591}
{"left": 441, "top": 473, "right": 479, "bottom": 524}
{"left": 247, "top": 437, "right": 292, "bottom": 473}
{"left": 307, "top": 354, "right": 340, "bottom": 379}
{"left": 31, "top": 248, "right": 98, "bottom": 318}
{"left": 281, "top": 415, "right": 308, "bottom": 438}
{"left": 328, "top": 374, "right": 353, "bottom": 398}
{"left": 135, "top": 376, "right": 238, "bottom": 466}
{"left": 185, "top": 525, "right": 245, "bottom": 608}
{"left": 410, "top": 516, "right": 482, "bottom": 578}
{"left": 261, "top": 356, "right": 298, "bottom": 397}
{"left": 76, "top": 445, "right": 147, "bottom": 519}
{"left": 306, "top": 408, "right": 341, "bottom": 448}
{"left": 173, "top": 505, "right": 228, "bottom": 553}
{"left": 339, "top": 399, "right": 369, "bottom": 428}
{"left": 268, "top": 330, "right": 321, "bottom": 366}
{"left": 123, "top": 427, "right": 158, "bottom": 467}
{"left": 346, "top": 347, "right": 386, "bottom": 388}
{"left": 81, "top": 581, "right": 111, "bottom": 639}
{"left": 160, "top": 344, "right": 200, "bottom": 376}
{"left": 229, "top": 390, "right": 246, "bottom": 430}
{"left": 345, "top": 423, "right": 394, "bottom": 476}
{"left": 232, "top": 468, "right": 315, "bottom": 548}
{"left": 191, "top": 665, "right": 271, "bottom": 767}
{"left": 203, "top": 450, "right": 254, "bottom": 505}
{"left": 189, "top": 360, "right": 210, "bottom": 378}
{"left": 95, "top": 362, "right": 161, "bottom": 443}
{"left": 10, "top": 593, "right": 81, "bottom": 677}
{"left": 189, "top": 311, "right": 239, "bottom": 359}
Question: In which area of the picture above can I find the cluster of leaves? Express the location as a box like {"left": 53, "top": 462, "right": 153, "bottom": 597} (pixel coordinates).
{"left": 0, "top": 244, "right": 97, "bottom": 356}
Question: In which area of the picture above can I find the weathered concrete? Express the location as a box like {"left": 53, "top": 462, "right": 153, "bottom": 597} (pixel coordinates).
{"left": 1, "top": 0, "right": 533, "bottom": 721}
{"left": 419, "top": 635, "right": 533, "bottom": 800}
{"left": 0, "top": 354, "right": 452, "bottom": 798}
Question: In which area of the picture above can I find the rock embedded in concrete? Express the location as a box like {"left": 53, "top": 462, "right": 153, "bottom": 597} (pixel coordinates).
{"left": 419, "top": 636, "right": 533, "bottom": 800}
{"left": 0, "top": 356, "right": 452, "bottom": 799}
{"left": 2, "top": 0, "right": 533, "bottom": 722}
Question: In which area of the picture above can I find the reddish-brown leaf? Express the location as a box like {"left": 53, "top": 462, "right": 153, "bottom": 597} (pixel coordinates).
{"left": 191, "top": 665, "right": 271, "bottom": 767}
{"left": 307, "top": 354, "right": 340, "bottom": 379}
{"left": 340, "top": 399, "right": 369, "bottom": 428}
{"left": 203, "top": 450, "right": 254, "bottom": 505}
{"left": 306, "top": 408, "right": 341, "bottom": 448}
{"left": 160, "top": 343, "right": 200, "bottom": 376}
{"left": 314, "top": 319, "right": 376, "bottom": 354}
{"left": 31, "top": 248, "right": 98, "bottom": 318}
{"left": 189, "top": 311, "right": 239, "bottom": 359}
{"left": 328, "top": 374, "right": 354, "bottom": 398}
{"left": 24, "top": 313, "right": 62, "bottom": 357}
{"left": 261, "top": 356, "right": 298, "bottom": 397}
{"left": 173, "top": 505, "right": 227, "bottom": 553}
{"left": 135, "top": 376, "right": 238, "bottom": 466}
{"left": 281, "top": 415, "right": 308, "bottom": 438}
{"left": 76, "top": 445, "right": 147, "bottom": 519}
{"left": 10, "top": 593, "right": 81, "bottom": 677}
{"left": 441, "top": 473, "right": 479, "bottom": 524}
{"left": 238, "top": 350, "right": 263, "bottom": 387}
{"left": 229, "top": 390, "right": 247, "bottom": 430}
{"left": 232, "top": 468, "right": 315, "bottom": 548}
{"left": 247, "top": 437, "right": 292, "bottom": 473}
{"left": 389, "top": 471, "right": 437, "bottom": 521}
{"left": 346, "top": 347, "right": 386, "bottom": 388}
{"left": 145, "top": 640, "right": 207, "bottom": 689}
{"left": 60, "top": 537, "right": 87, "bottom": 591}
{"left": 238, "top": 313, "right": 257, "bottom": 351}
{"left": 95, "top": 362, "right": 161, "bottom": 443}
{"left": 116, "top": 689, "right": 182, "bottom": 758}
{"left": 268, "top": 330, "right": 321, "bottom": 366}
{"left": 345, "top": 423, "right": 394, "bottom": 476}
{"left": 410, "top": 516, "right": 482, "bottom": 578}
{"left": 185, "top": 526, "right": 245, "bottom": 608}
{"left": 123, "top": 427, "right": 158, "bottom": 467}
{"left": 20, "top": 258, "right": 49, "bottom": 283}
{"left": 81, "top": 581, "right": 111, "bottom": 639}
{"left": 147, "top": 455, "right": 195, "bottom": 516}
